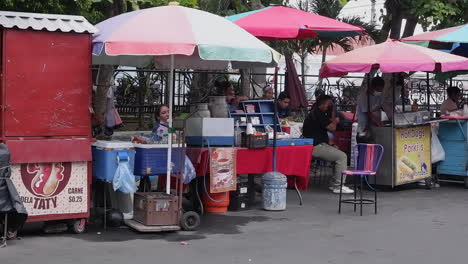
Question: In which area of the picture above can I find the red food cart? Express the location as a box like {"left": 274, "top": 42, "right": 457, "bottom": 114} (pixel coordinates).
{"left": 0, "top": 11, "right": 97, "bottom": 233}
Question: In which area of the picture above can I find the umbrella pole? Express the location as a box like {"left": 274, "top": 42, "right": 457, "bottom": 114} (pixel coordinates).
{"left": 273, "top": 67, "right": 279, "bottom": 172}
{"left": 426, "top": 72, "right": 431, "bottom": 112}
{"left": 166, "top": 54, "right": 175, "bottom": 195}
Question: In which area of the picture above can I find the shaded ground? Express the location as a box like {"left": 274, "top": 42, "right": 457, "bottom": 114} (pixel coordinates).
{"left": 2, "top": 183, "right": 468, "bottom": 264}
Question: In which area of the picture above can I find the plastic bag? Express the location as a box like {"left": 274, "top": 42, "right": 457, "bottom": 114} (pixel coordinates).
{"left": 183, "top": 156, "right": 196, "bottom": 184}
{"left": 431, "top": 126, "right": 445, "bottom": 163}
{"left": 113, "top": 160, "right": 137, "bottom": 194}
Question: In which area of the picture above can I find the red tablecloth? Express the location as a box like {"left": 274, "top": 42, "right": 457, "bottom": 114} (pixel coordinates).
{"left": 187, "top": 145, "right": 314, "bottom": 190}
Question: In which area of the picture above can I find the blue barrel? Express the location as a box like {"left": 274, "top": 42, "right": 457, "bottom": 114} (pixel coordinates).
{"left": 262, "top": 171, "right": 287, "bottom": 211}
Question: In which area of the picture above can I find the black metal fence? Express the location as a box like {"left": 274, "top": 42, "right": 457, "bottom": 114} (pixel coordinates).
{"left": 113, "top": 69, "right": 467, "bottom": 121}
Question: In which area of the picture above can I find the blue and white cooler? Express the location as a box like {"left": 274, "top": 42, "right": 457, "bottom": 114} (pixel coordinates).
{"left": 92, "top": 141, "right": 136, "bottom": 219}
{"left": 92, "top": 141, "right": 136, "bottom": 181}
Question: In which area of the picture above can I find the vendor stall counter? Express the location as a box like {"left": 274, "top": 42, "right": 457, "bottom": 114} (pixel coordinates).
{"left": 373, "top": 111, "right": 433, "bottom": 188}
{"left": 437, "top": 117, "right": 468, "bottom": 188}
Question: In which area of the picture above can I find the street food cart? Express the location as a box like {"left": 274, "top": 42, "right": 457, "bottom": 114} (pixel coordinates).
{"left": 373, "top": 112, "right": 433, "bottom": 187}
{"left": 319, "top": 39, "right": 468, "bottom": 189}
{"left": 0, "top": 12, "right": 97, "bottom": 233}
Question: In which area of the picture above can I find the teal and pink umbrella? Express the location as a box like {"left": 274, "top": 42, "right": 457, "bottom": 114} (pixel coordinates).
{"left": 227, "top": 5, "right": 365, "bottom": 40}
{"left": 402, "top": 24, "right": 468, "bottom": 79}
{"left": 402, "top": 24, "right": 468, "bottom": 46}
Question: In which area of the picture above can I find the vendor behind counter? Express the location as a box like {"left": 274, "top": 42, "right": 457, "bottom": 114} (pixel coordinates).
{"left": 441, "top": 86, "right": 462, "bottom": 116}
{"left": 356, "top": 76, "right": 386, "bottom": 137}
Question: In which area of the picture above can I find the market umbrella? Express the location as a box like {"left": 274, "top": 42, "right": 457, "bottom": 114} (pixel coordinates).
{"left": 285, "top": 55, "right": 308, "bottom": 109}
{"left": 226, "top": 5, "right": 365, "bottom": 40}
{"left": 401, "top": 25, "right": 468, "bottom": 80}
{"left": 319, "top": 39, "right": 468, "bottom": 78}
{"left": 229, "top": 6, "right": 363, "bottom": 195}
{"left": 401, "top": 24, "right": 468, "bottom": 46}
{"left": 92, "top": 4, "right": 279, "bottom": 194}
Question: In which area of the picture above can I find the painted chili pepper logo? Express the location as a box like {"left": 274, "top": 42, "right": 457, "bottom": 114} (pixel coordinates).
{"left": 21, "top": 163, "right": 72, "bottom": 198}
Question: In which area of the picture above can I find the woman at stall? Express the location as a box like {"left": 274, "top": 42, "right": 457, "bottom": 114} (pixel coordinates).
{"left": 440, "top": 86, "right": 462, "bottom": 116}
{"left": 261, "top": 84, "right": 274, "bottom": 100}
{"left": 152, "top": 104, "right": 170, "bottom": 143}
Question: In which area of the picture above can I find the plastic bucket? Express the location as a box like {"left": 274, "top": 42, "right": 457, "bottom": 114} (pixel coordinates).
{"left": 262, "top": 172, "right": 287, "bottom": 211}
{"left": 201, "top": 179, "right": 230, "bottom": 213}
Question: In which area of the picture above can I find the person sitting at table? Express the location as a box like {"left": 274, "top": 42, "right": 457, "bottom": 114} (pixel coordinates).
{"left": 261, "top": 84, "right": 274, "bottom": 100}
{"left": 277, "top": 92, "right": 292, "bottom": 119}
{"left": 441, "top": 86, "right": 461, "bottom": 116}
{"left": 223, "top": 85, "right": 249, "bottom": 112}
{"left": 302, "top": 95, "right": 353, "bottom": 194}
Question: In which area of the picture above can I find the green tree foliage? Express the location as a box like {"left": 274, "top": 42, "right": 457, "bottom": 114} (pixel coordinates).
{"left": 404, "top": 0, "right": 468, "bottom": 30}
{"left": 383, "top": 0, "right": 468, "bottom": 39}
{"left": 0, "top": 0, "right": 106, "bottom": 23}
{"left": 0, "top": 0, "right": 198, "bottom": 24}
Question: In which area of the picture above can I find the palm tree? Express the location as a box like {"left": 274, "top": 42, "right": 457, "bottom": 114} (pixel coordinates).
{"left": 283, "top": 0, "right": 381, "bottom": 88}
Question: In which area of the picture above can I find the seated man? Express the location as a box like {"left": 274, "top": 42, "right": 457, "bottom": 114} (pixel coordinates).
{"left": 224, "top": 85, "right": 249, "bottom": 112}
{"left": 277, "top": 92, "right": 292, "bottom": 119}
{"left": 303, "top": 95, "right": 353, "bottom": 194}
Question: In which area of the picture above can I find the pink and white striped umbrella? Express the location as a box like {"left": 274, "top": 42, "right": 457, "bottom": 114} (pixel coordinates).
{"left": 320, "top": 39, "right": 468, "bottom": 78}
{"left": 92, "top": 5, "right": 279, "bottom": 69}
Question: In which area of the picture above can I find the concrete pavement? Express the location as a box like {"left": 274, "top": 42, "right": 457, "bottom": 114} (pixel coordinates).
{"left": 2, "top": 184, "right": 468, "bottom": 264}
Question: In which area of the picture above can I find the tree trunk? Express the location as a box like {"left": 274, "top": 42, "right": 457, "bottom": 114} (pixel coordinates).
{"left": 112, "top": 0, "right": 127, "bottom": 16}
{"left": 93, "top": 0, "right": 127, "bottom": 130}
{"left": 402, "top": 18, "right": 418, "bottom": 38}
{"left": 137, "top": 69, "right": 147, "bottom": 130}
{"left": 239, "top": 69, "right": 251, "bottom": 98}
{"left": 318, "top": 43, "right": 329, "bottom": 89}
{"left": 300, "top": 52, "right": 307, "bottom": 87}
{"left": 190, "top": 72, "right": 210, "bottom": 104}
{"left": 389, "top": 8, "right": 403, "bottom": 39}
{"left": 94, "top": 65, "right": 114, "bottom": 126}
{"left": 250, "top": 0, "right": 264, "bottom": 10}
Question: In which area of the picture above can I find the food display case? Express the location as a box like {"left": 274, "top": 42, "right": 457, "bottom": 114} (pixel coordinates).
{"left": 374, "top": 111, "right": 433, "bottom": 188}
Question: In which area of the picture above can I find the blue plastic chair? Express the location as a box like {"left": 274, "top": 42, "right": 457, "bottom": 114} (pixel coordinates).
{"left": 339, "top": 144, "right": 384, "bottom": 216}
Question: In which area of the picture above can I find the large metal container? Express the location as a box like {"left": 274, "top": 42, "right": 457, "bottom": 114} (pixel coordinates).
{"left": 133, "top": 192, "right": 179, "bottom": 226}
{"left": 208, "top": 96, "right": 229, "bottom": 117}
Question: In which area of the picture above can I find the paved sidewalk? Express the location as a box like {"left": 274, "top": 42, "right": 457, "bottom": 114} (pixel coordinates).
{"left": 2, "top": 184, "right": 468, "bottom": 264}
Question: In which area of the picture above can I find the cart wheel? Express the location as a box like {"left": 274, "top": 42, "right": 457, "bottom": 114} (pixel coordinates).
{"left": 425, "top": 178, "right": 432, "bottom": 190}
{"left": 69, "top": 219, "right": 86, "bottom": 234}
{"left": 464, "top": 178, "right": 468, "bottom": 189}
{"left": 180, "top": 211, "right": 200, "bottom": 231}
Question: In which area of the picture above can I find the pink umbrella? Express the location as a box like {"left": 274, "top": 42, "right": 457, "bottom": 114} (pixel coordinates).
{"left": 227, "top": 5, "right": 365, "bottom": 40}
{"left": 319, "top": 39, "right": 468, "bottom": 78}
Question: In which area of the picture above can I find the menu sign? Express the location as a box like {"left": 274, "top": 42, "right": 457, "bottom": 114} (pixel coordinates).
{"left": 10, "top": 162, "right": 88, "bottom": 216}
{"left": 395, "top": 125, "right": 431, "bottom": 184}
{"left": 209, "top": 148, "right": 237, "bottom": 193}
